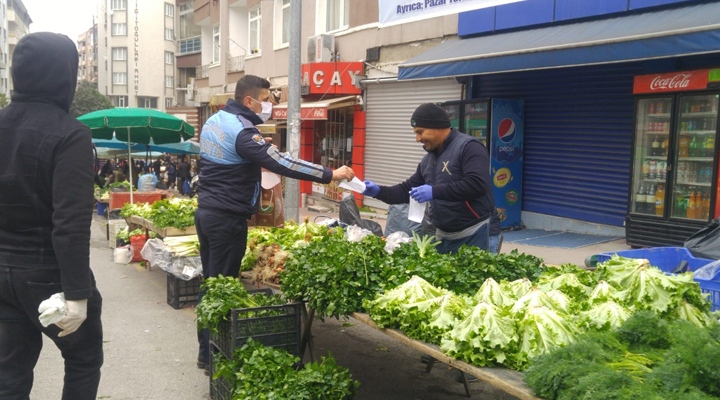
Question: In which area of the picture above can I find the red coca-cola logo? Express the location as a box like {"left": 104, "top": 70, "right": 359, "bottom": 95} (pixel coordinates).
{"left": 649, "top": 73, "right": 692, "bottom": 91}
{"left": 312, "top": 109, "right": 325, "bottom": 118}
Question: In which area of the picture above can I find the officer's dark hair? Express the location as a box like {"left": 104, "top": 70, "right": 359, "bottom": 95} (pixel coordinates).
{"left": 235, "top": 75, "right": 271, "bottom": 102}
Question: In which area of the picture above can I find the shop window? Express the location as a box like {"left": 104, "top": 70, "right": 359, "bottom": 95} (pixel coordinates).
{"left": 313, "top": 108, "right": 353, "bottom": 201}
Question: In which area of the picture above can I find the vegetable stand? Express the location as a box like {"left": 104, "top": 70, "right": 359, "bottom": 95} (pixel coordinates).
{"left": 248, "top": 275, "right": 539, "bottom": 400}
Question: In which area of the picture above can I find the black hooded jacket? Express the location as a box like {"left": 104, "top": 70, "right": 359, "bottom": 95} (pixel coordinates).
{"left": 0, "top": 33, "right": 94, "bottom": 300}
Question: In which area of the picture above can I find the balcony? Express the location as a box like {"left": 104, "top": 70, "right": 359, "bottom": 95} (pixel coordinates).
{"left": 227, "top": 55, "right": 245, "bottom": 72}
{"left": 196, "top": 63, "right": 209, "bottom": 79}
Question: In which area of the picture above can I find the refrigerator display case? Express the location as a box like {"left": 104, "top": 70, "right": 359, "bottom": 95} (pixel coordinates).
{"left": 627, "top": 68, "right": 720, "bottom": 247}
{"left": 439, "top": 99, "right": 524, "bottom": 229}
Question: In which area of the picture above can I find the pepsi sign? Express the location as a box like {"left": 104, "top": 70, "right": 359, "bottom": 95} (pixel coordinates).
{"left": 493, "top": 116, "right": 521, "bottom": 164}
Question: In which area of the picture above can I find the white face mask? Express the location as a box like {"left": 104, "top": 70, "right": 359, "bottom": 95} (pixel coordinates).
{"left": 256, "top": 101, "right": 273, "bottom": 122}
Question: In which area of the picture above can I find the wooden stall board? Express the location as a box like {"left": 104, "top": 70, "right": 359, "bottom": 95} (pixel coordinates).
{"left": 350, "top": 312, "right": 539, "bottom": 400}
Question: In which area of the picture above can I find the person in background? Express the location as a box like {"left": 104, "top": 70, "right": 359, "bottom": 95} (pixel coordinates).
{"left": 177, "top": 156, "right": 191, "bottom": 195}
{"left": 363, "top": 103, "right": 495, "bottom": 254}
{"left": 152, "top": 157, "right": 162, "bottom": 178}
{"left": 194, "top": 74, "right": 354, "bottom": 373}
{"left": 165, "top": 160, "right": 176, "bottom": 190}
{"left": 137, "top": 166, "right": 158, "bottom": 192}
{"left": 0, "top": 32, "right": 103, "bottom": 400}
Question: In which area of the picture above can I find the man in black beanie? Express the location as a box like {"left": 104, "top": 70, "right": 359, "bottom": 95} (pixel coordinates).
{"left": 363, "top": 102, "right": 495, "bottom": 253}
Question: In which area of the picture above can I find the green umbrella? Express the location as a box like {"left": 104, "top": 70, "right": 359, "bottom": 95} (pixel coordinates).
{"left": 78, "top": 108, "right": 195, "bottom": 145}
{"left": 79, "top": 108, "right": 196, "bottom": 202}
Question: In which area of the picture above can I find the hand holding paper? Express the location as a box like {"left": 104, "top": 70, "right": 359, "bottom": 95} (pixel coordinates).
{"left": 338, "top": 177, "right": 366, "bottom": 193}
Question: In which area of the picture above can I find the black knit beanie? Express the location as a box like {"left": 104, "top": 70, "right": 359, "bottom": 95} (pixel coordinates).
{"left": 410, "top": 103, "right": 451, "bottom": 129}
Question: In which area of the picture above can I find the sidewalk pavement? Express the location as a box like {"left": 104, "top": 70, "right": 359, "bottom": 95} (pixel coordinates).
{"left": 29, "top": 207, "right": 631, "bottom": 400}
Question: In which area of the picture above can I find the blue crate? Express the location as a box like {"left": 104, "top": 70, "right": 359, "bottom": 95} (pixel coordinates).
{"left": 96, "top": 201, "right": 108, "bottom": 216}
{"left": 597, "top": 247, "right": 713, "bottom": 273}
{"left": 694, "top": 278, "right": 720, "bottom": 312}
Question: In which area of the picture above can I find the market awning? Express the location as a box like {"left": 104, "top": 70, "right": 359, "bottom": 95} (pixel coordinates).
{"left": 272, "top": 96, "right": 356, "bottom": 120}
{"left": 398, "top": 2, "right": 720, "bottom": 80}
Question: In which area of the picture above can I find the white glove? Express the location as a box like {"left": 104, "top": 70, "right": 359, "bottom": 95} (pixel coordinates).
{"left": 38, "top": 292, "right": 67, "bottom": 328}
{"left": 56, "top": 299, "right": 88, "bottom": 337}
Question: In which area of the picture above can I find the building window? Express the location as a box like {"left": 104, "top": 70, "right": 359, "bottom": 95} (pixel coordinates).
{"left": 112, "top": 23, "right": 127, "bottom": 36}
{"left": 111, "top": 0, "right": 127, "bottom": 10}
{"left": 166, "top": 97, "right": 173, "bottom": 109}
{"left": 165, "top": 28, "right": 174, "bottom": 41}
{"left": 165, "top": 51, "right": 174, "bottom": 65}
{"left": 165, "top": 75, "right": 174, "bottom": 88}
{"left": 212, "top": 25, "right": 220, "bottom": 63}
{"left": 280, "top": 0, "right": 290, "bottom": 46}
{"left": 112, "top": 47, "right": 127, "bottom": 61}
{"left": 112, "top": 72, "right": 127, "bottom": 85}
{"left": 164, "top": 3, "right": 174, "bottom": 17}
{"left": 179, "top": 37, "right": 201, "bottom": 54}
{"left": 112, "top": 95, "right": 128, "bottom": 107}
{"left": 249, "top": 8, "right": 261, "bottom": 54}
{"left": 326, "top": 0, "right": 349, "bottom": 32}
{"left": 138, "top": 97, "right": 158, "bottom": 109}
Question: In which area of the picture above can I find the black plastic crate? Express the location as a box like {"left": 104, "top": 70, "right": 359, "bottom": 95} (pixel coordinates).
{"left": 166, "top": 273, "right": 201, "bottom": 309}
{"left": 209, "top": 288, "right": 301, "bottom": 360}
{"left": 209, "top": 344, "right": 233, "bottom": 400}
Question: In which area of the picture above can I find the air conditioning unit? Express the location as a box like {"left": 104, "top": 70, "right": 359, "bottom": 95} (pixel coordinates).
{"left": 307, "top": 34, "right": 335, "bottom": 63}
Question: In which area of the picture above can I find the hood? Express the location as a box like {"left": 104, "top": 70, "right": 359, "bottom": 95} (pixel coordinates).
{"left": 11, "top": 32, "right": 79, "bottom": 113}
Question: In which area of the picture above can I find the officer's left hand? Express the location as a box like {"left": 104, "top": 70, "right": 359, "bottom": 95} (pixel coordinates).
{"left": 410, "top": 185, "right": 433, "bottom": 203}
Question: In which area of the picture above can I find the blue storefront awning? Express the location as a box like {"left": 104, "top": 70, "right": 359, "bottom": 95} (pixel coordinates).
{"left": 398, "top": 2, "right": 720, "bottom": 80}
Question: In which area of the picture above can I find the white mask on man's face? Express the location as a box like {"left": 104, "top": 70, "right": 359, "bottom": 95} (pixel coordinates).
{"left": 256, "top": 101, "right": 273, "bottom": 122}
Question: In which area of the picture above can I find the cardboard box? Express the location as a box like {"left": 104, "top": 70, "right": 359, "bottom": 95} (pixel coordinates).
{"left": 108, "top": 220, "right": 128, "bottom": 249}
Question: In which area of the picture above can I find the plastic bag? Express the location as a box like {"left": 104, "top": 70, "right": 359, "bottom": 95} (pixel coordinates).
{"left": 684, "top": 219, "right": 720, "bottom": 260}
{"left": 693, "top": 259, "right": 720, "bottom": 281}
{"left": 171, "top": 256, "right": 203, "bottom": 280}
{"left": 384, "top": 231, "right": 413, "bottom": 254}
{"left": 338, "top": 195, "right": 383, "bottom": 236}
{"left": 140, "top": 238, "right": 173, "bottom": 272}
{"left": 130, "top": 235, "right": 147, "bottom": 263}
{"left": 345, "top": 225, "right": 374, "bottom": 243}
{"left": 384, "top": 204, "right": 422, "bottom": 237}
{"left": 113, "top": 245, "right": 133, "bottom": 264}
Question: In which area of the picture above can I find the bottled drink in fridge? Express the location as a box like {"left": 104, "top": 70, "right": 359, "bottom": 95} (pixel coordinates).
{"left": 687, "top": 191, "right": 697, "bottom": 219}
{"left": 674, "top": 188, "right": 686, "bottom": 218}
{"left": 651, "top": 136, "right": 660, "bottom": 156}
{"left": 635, "top": 185, "right": 645, "bottom": 213}
{"left": 645, "top": 184, "right": 656, "bottom": 214}
{"left": 642, "top": 159, "right": 650, "bottom": 179}
{"left": 702, "top": 190, "right": 711, "bottom": 220}
{"left": 679, "top": 135, "right": 690, "bottom": 157}
{"left": 655, "top": 184, "right": 665, "bottom": 216}
{"left": 689, "top": 135, "right": 699, "bottom": 157}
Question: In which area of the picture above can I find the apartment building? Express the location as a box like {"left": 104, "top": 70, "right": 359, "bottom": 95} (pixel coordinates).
{"left": 6, "top": 0, "right": 30, "bottom": 97}
{"left": 77, "top": 25, "right": 98, "bottom": 85}
{"left": 96, "top": 0, "right": 177, "bottom": 110}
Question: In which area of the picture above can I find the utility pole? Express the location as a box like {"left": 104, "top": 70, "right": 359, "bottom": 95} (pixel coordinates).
{"left": 284, "top": 0, "right": 301, "bottom": 223}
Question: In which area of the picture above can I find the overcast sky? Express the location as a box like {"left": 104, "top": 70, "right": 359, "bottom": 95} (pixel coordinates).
{"left": 24, "top": 0, "right": 98, "bottom": 40}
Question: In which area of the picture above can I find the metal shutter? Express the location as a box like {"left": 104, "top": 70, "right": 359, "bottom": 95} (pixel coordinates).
{"left": 473, "top": 63, "right": 643, "bottom": 226}
{"left": 364, "top": 79, "right": 462, "bottom": 209}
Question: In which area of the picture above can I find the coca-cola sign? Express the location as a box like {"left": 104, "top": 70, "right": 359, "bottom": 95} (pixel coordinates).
{"left": 649, "top": 74, "right": 692, "bottom": 91}
{"left": 634, "top": 69, "right": 710, "bottom": 94}
{"left": 272, "top": 106, "right": 328, "bottom": 121}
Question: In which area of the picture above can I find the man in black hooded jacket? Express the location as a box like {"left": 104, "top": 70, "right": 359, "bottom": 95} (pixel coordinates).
{"left": 0, "top": 32, "right": 103, "bottom": 400}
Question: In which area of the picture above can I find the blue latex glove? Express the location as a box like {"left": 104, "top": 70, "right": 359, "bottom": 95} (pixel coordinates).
{"left": 363, "top": 180, "right": 380, "bottom": 197}
{"left": 410, "top": 185, "right": 433, "bottom": 203}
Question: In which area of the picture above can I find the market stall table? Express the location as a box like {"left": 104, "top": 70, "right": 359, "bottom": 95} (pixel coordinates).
{"left": 350, "top": 312, "right": 539, "bottom": 400}
{"left": 109, "top": 190, "right": 167, "bottom": 210}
